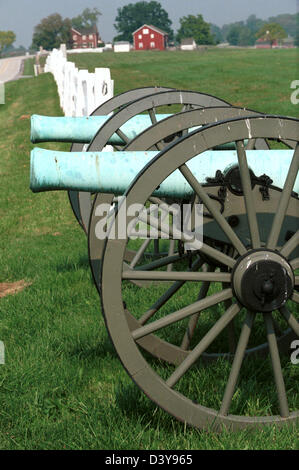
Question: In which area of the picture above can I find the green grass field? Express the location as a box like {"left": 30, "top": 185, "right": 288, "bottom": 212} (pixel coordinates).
{"left": 68, "top": 48, "right": 298, "bottom": 115}
{"left": 0, "top": 49, "right": 298, "bottom": 450}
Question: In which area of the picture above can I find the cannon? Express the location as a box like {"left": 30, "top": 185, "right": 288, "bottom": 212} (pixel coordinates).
{"left": 31, "top": 88, "right": 236, "bottom": 233}
{"left": 30, "top": 108, "right": 299, "bottom": 431}
{"left": 31, "top": 87, "right": 295, "bottom": 234}
{"left": 31, "top": 87, "right": 281, "bottom": 274}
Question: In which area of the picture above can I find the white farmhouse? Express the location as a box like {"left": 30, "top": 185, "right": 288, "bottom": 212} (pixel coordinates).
{"left": 114, "top": 41, "right": 131, "bottom": 52}
{"left": 180, "top": 38, "right": 197, "bottom": 51}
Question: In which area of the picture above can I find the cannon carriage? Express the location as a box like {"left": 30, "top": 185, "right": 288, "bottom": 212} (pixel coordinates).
{"left": 30, "top": 87, "right": 299, "bottom": 431}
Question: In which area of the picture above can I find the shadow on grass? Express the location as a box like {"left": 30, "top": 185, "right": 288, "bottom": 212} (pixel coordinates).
{"left": 65, "top": 334, "right": 118, "bottom": 361}
{"left": 55, "top": 256, "right": 90, "bottom": 273}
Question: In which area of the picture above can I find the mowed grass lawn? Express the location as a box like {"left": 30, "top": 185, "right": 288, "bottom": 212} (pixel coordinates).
{"left": 68, "top": 48, "right": 298, "bottom": 116}
{"left": 0, "top": 49, "right": 298, "bottom": 450}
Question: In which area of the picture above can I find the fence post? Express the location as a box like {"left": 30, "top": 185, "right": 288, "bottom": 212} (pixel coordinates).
{"left": 94, "top": 68, "right": 114, "bottom": 109}
{"left": 44, "top": 47, "right": 113, "bottom": 117}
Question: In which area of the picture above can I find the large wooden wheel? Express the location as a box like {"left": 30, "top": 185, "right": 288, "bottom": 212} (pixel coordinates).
{"left": 99, "top": 116, "right": 299, "bottom": 430}
{"left": 89, "top": 107, "right": 296, "bottom": 365}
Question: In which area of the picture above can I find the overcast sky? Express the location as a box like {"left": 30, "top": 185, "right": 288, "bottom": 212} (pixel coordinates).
{"left": 0, "top": 0, "right": 297, "bottom": 47}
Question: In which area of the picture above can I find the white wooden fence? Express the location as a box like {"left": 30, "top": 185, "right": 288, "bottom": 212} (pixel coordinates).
{"left": 44, "top": 47, "right": 114, "bottom": 117}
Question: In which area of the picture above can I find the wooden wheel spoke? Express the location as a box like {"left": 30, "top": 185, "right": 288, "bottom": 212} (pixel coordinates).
{"left": 112, "top": 144, "right": 123, "bottom": 151}
{"left": 148, "top": 108, "right": 157, "bottom": 124}
{"left": 179, "top": 164, "right": 247, "bottom": 255}
{"left": 131, "top": 288, "right": 233, "bottom": 341}
{"left": 122, "top": 270, "right": 231, "bottom": 282}
{"left": 133, "top": 251, "right": 190, "bottom": 271}
{"left": 166, "top": 303, "right": 240, "bottom": 388}
{"left": 236, "top": 140, "right": 261, "bottom": 249}
{"left": 267, "top": 144, "right": 299, "bottom": 250}
{"left": 166, "top": 239, "right": 176, "bottom": 272}
{"left": 225, "top": 300, "right": 236, "bottom": 354}
{"left": 200, "top": 242, "right": 236, "bottom": 268}
{"left": 280, "top": 231, "right": 299, "bottom": 258}
{"left": 115, "top": 128, "right": 130, "bottom": 145}
{"left": 291, "top": 291, "right": 299, "bottom": 303}
{"left": 220, "top": 311, "right": 255, "bottom": 416}
{"left": 180, "top": 267, "right": 213, "bottom": 350}
{"left": 155, "top": 141, "right": 165, "bottom": 151}
{"left": 279, "top": 306, "right": 299, "bottom": 337}
{"left": 245, "top": 138, "right": 256, "bottom": 150}
{"left": 139, "top": 257, "right": 205, "bottom": 325}
{"left": 137, "top": 208, "right": 236, "bottom": 269}
{"left": 129, "top": 239, "right": 152, "bottom": 268}
{"left": 264, "top": 313, "right": 289, "bottom": 417}
{"left": 181, "top": 103, "right": 191, "bottom": 112}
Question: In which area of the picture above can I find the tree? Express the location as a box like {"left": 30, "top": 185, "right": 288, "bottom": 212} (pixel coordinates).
{"left": 226, "top": 24, "right": 243, "bottom": 45}
{"left": 209, "top": 24, "right": 223, "bottom": 44}
{"left": 268, "top": 13, "right": 298, "bottom": 38}
{"left": 246, "top": 15, "right": 265, "bottom": 35}
{"left": 256, "top": 23, "right": 287, "bottom": 47}
{"left": 114, "top": 1, "right": 173, "bottom": 42}
{"left": 223, "top": 16, "right": 264, "bottom": 45}
{"left": 0, "top": 31, "right": 16, "bottom": 56}
{"left": 71, "top": 7, "right": 101, "bottom": 30}
{"left": 226, "top": 22, "right": 256, "bottom": 46}
{"left": 176, "top": 14, "right": 215, "bottom": 45}
{"left": 31, "top": 13, "right": 72, "bottom": 51}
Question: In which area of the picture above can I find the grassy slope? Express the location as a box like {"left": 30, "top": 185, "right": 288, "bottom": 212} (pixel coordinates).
{"left": 0, "top": 50, "right": 298, "bottom": 450}
{"left": 68, "top": 48, "right": 298, "bottom": 116}
{"left": 22, "top": 58, "right": 35, "bottom": 76}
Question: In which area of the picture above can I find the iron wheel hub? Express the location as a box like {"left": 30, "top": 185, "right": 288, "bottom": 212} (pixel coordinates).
{"left": 232, "top": 250, "right": 294, "bottom": 312}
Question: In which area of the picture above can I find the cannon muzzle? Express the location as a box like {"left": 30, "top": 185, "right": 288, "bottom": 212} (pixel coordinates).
{"left": 30, "top": 148, "right": 297, "bottom": 198}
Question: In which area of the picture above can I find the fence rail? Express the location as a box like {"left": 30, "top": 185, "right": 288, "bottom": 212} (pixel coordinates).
{"left": 44, "top": 47, "right": 114, "bottom": 117}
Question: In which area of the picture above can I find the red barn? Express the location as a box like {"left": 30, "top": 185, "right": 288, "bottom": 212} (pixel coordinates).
{"left": 255, "top": 38, "right": 279, "bottom": 49}
{"left": 71, "top": 25, "right": 102, "bottom": 49}
{"left": 133, "top": 24, "right": 168, "bottom": 51}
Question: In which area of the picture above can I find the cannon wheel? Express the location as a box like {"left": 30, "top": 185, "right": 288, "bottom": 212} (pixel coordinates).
{"left": 100, "top": 116, "right": 299, "bottom": 430}
{"left": 68, "top": 87, "right": 173, "bottom": 232}
{"left": 79, "top": 89, "right": 232, "bottom": 234}
{"left": 89, "top": 106, "right": 294, "bottom": 365}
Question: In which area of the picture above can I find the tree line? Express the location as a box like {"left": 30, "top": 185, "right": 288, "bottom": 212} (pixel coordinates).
{"left": 214, "top": 13, "right": 298, "bottom": 46}
{"left": 1, "top": 2, "right": 297, "bottom": 56}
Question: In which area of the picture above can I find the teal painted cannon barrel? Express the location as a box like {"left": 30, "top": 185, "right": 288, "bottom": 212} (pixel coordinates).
{"left": 31, "top": 114, "right": 173, "bottom": 144}
{"left": 30, "top": 147, "right": 298, "bottom": 198}
{"left": 30, "top": 114, "right": 240, "bottom": 149}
